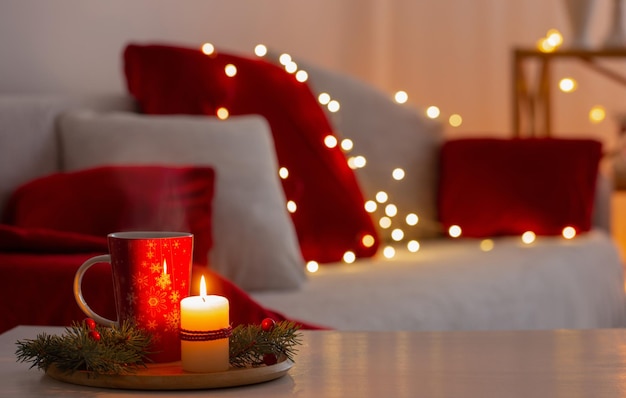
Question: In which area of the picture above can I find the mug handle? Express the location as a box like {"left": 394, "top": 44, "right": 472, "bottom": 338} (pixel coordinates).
{"left": 73, "top": 254, "right": 119, "bottom": 327}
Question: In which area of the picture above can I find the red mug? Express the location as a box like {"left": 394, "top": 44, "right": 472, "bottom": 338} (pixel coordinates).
{"left": 73, "top": 231, "right": 193, "bottom": 363}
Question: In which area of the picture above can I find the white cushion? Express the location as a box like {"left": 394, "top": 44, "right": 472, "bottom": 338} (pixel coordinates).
{"left": 58, "top": 111, "right": 306, "bottom": 291}
{"left": 267, "top": 53, "right": 444, "bottom": 241}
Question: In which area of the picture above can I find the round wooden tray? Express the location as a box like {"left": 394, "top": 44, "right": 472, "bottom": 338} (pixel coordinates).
{"left": 45, "top": 358, "right": 293, "bottom": 390}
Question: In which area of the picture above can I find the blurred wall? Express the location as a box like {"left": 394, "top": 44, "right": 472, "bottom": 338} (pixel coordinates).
{"left": 1, "top": 0, "right": 624, "bottom": 148}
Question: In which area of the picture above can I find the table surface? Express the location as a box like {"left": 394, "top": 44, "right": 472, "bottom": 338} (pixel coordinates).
{"left": 4, "top": 326, "right": 626, "bottom": 397}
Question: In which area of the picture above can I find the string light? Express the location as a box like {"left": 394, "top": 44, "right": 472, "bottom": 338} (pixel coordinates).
{"left": 385, "top": 204, "right": 398, "bottom": 217}
{"left": 480, "top": 239, "right": 494, "bottom": 252}
{"left": 562, "top": 226, "right": 576, "bottom": 239}
{"left": 407, "top": 240, "right": 420, "bottom": 252}
{"left": 324, "top": 135, "right": 338, "bottom": 148}
{"left": 254, "top": 44, "right": 267, "bottom": 57}
{"left": 589, "top": 106, "right": 606, "bottom": 123}
{"left": 201, "top": 42, "right": 215, "bottom": 55}
{"left": 244, "top": 44, "right": 581, "bottom": 265}
{"left": 224, "top": 64, "right": 237, "bottom": 77}
{"left": 559, "top": 78, "right": 577, "bottom": 93}
{"left": 327, "top": 100, "right": 340, "bottom": 113}
{"left": 306, "top": 261, "right": 319, "bottom": 273}
{"left": 383, "top": 246, "right": 396, "bottom": 259}
{"left": 364, "top": 200, "right": 377, "bottom": 212}
{"left": 216, "top": 107, "right": 229, "bottom": 119}
{"left": 405, "top": 213, "right": 419, "bottom": 226}
{"left": 362, "top": 234, "right": 376, "bottom": 248}
{"left": 392, "top": 168, "right": 405, "bottom": 180}
{"left": 286, "top": 200, "right": 297, "bottom": 213}
{"left": 522, "top": 231, "right": 536, "bottom": 244}
{"left": 394, "top": 91, "right": 408, "bottom": 104}
{"left": 391, "top": 228, "right": 404, "bottom": 241}
{"left": 448, "top": 225, "right": 462, "bottom": 238}
{"left": 278, "top": 167, "right": 289, "bottom": 179}
{"left": 318, "top": 93, "right": 331, "bottom": 105}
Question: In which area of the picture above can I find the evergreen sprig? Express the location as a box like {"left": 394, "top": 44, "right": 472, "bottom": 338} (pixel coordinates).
{"left": 15, "top": 320, "right": 153, "bottom": 375}
{"left": 15, "top": 319, "right": 302, "bottom": 375}
{"left": 229, "top": 320, "right": 302, "bottom": 368}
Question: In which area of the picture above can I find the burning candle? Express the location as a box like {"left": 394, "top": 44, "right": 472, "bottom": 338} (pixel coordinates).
{"left": 180, "top": 275, "right": 230, "bottom": 372}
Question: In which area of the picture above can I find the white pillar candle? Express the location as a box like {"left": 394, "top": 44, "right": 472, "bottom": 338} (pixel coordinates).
{"left": 180, "top": 276, "right": 230, "bottom": 373}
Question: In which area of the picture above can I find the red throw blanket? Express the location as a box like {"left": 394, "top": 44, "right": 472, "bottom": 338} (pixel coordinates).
{"left": 0, "top": 225, "right": 324, "bottom": 333}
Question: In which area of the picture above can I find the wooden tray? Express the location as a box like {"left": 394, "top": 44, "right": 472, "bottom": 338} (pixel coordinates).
{"left": 45, "top": 358, "right": 293, "bottom": 390}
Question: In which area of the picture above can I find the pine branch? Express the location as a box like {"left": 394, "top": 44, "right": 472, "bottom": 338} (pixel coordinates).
{"left": 15, "top": 319, "right": 302, "bottom": 375}
{"left": 229, "top": 320, "right": 302, "bottom": 368}
{"left": 16, "top": 320, "right": 153, "bottom": 375}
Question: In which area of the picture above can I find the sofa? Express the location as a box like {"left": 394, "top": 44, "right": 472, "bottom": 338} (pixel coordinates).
{"left": 1, "top": 43, "right": 625, "bottom": 334}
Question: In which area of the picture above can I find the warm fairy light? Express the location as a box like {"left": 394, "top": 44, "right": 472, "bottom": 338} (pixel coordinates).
{"left": 391, "top": 228, "right": 404, "bottom": 241}
{"left": 537, "top": 29, "right": 562, "bottom": 53}
{"left": 348, "top": 155, "right": 366, "bottom": 169}
{"left": 279, "top": 167, "right": 289, "bottom": 179}
{"left": 295, "top": 70, "right": 308, "bottom": 82}
{"left": 385, "top": 204, "right": 398, "bottom": 217}
{"left": 589, "top": 106, "right": 606, "bottom": 123}
{"left": 216, "top": 107, "right": 229, "bottom": 119}
{"left": 285, "top": 61, "right": 298, "bottom": 73}
{"left": 279, "top": 53, "right": 292, "bottom": 66}
{"left": 306, "top": 261, "right": 319, "bottom": 273}
{"left": 559, "top": 78, "right": 577, "bottom": 92}
{"left": 379, "top": 217, "right": 392, "bottom": 229}
{"left": 448, "top": 225, "right": 462, "bottom": 238}
{"left": 327, "top": 100, "right": 340, "bottom": 113}
{"left": 394, "top": 90, "right": 408, "bottom": 104}
{"left": 383, "top": 246, "right": 396, "bottom": 259}
{"left": 537, "top": 38, "right": 557, "bottom": 53}
{"left": 562, "top": 226, "right": 576, "bottom": 239}
{"left": 546, "top": 29, "right": 563, "bottom": 47}
{"left": 426, "top": 106, "right": 440, "bottom": 119}
{"left": 224, "top": 64, "right": 237, "bottom": 77}
{"left": 364, "top": 200, "right": 377, "bottom": 212}
{"left": 201, "top": 42, "right": 215, "bottom": 55}
{"left": 287, "top": 200, "right": 297, "bottom": 213}
{"left": 522, "top": 231, "right": 536, "bottom": 244}
{"left": 362, "top": 234, "right": 375, "bottom": 248}
{"left": 449, "top": 114, "right": 463, "bottom": 127}
{"left": 375, "top": 191, "right": 388, "bottom": 203}
{"left": 392, "top": 168, "right": 405, "bottom": 180}
{"left": 318, "top": 93, "right": 331, "bottom": 105}
{"left": 324, "top": 135, "right": 338, "bottom": 148}
{"left": 343, "top": 251, "right": 356, "bottom": 264}
{"left": 254, "top": 44, "right": 267, "bottom": 57}
{"left": 480, "top": 239, "right": 494, "bottom": 252}
{"left": 405, "top": 213, "right": 419, "bottom": 226}
{"left": 341, "top": 139, "right": 354, "bottom": 151}
{"left": 407, "top": 240, "right": 420, "bottom": 252}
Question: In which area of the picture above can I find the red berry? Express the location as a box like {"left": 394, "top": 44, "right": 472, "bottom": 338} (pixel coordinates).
{"left": 84, "top": 318, "right": 97, "bottom": 330}
{"left": 88, "top": 330, "right": 101, "bottom": 341}
{"left": 263, "top": 353, "right": 278, "bottom": 366}
{"left": 261, "top": 318, "right": 276, "bottom": 332}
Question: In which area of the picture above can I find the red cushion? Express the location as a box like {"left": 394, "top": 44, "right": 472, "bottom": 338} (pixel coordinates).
{"left": 438, "top": 138, "right": 602, "bottom": 237}
{"left": 123, "top": 43, "right": 379, "bottom": 263}
{"left": 3, "top": 165, "right": 215, "bottom": 265}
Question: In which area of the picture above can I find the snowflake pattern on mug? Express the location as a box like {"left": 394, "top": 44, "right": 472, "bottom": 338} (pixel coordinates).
{"left": 108, "top": 234, "right": 192, "bottom": 363}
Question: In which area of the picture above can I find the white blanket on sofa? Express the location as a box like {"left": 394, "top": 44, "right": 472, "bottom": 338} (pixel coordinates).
{"left": 252, "top": 230, "right": 626, "bottom": 331}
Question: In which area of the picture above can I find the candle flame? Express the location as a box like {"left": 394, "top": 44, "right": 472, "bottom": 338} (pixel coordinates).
{"left": 163, "top": 259, "right": 167, "bottom": 274}
{"left": 200, "top": 275, "right": 207, "bottom": 297}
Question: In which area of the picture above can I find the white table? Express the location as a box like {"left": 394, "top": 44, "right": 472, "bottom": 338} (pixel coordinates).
{"left": 3, "top": 326, "right": 626, "bottom": 397}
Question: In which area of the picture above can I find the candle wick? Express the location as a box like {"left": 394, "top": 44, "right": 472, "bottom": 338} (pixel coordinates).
{"left": 202, "top": 297, "right": 206, "bottom": 302}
